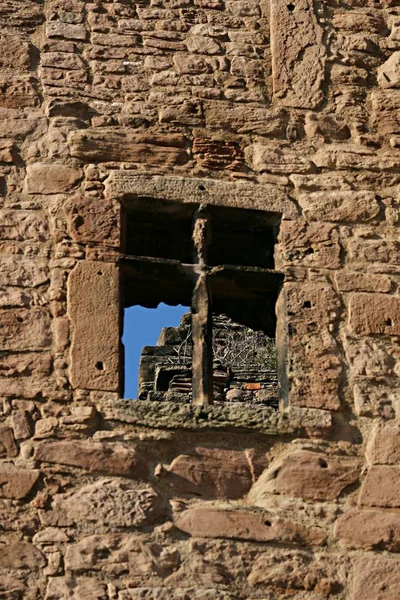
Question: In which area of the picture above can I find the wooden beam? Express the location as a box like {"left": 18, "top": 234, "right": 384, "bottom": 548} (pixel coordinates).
{"left": 191, "top": 273, "right": 213, "bottom": 406}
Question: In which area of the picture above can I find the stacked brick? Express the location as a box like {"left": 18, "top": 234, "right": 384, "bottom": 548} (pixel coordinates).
{"left": 1, "top": 0, "right": 400, "bottom": 598}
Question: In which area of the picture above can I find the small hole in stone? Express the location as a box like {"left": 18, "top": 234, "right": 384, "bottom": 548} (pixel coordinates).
{"left": 97, "top": 271, "right": 103, "bottom": 276}
{"left": 198, "top": 184, "right": 206, "bottom": 191}
{"left": 265, "top": 520, "right": 272, "bottom": 527}
{"left": 16, "top": 316, "right": 23, "bottom": 323}
{"left": 95, "top": 361, "right": 104, "bottom": 371}
{"left": 386, "top": 318, "right": 392, "bottom": 327}
{"left": 287, "top": 2, "right": 295, "bottom": 12}
{"left": 318, "top": 458, "right": 328, "bottom": 469}
{"left": 303, "top": 301, "right": 312, "bottom": 308}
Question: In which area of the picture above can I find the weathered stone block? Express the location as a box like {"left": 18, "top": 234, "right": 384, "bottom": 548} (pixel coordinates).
{"left": 349, "top": 293, "right": 400, "bottom": 336}
{"left": 0, "top": 309, "right": 51, "bottom": 350}
{"left": 298, "top": 191, "right": 380, "bottom": 223}
{"left": 359, "top": 466, "right": 400, "bottom": 507}
{"left": 366, "top": 423, "right": 400, "bottom": 464}
{"left": 352, "top": 556, "right": 400, "bottom": 600}
{"left": 68, "top": 261, "right": 120, "bottom": 391}
{"left": 176, "top": 507, "right": 326, "bottom": 545}
{"left": 45, "top": 577, "right": 108, "bottom": 600}
{"left": 0, "top": 257, "right": 48, "bottom": 287}
{"left": 0, "top": 426, "right": 18, "bottom": 458}
{"left": 158, "top": 446, "right": 266, "bottom": 499}
{"left": 0, "top": 465, "right": 40, "bottom": 499}
{"left": 335, "top": 272, "right": 392, "bottom": 293}
{"left": 35, "top": 441, "right": 149, "bottom": 480}
{"left": 70, "top": 130, "right": 190, "bottom": 165}
{"left": 270, "top": 0, "right": 326, "bottom": 109}
{"left": 64, "top": 197, "right": 120, "bottom": 246}
{"left": 26, "top": 163, "right": 82, "bottom": 195}
{"left": 0, "top": 541, "right": 45, "bottom": 569}
{"left": 54, "top": 479, "right": 166, "bottom": 527}
{"left": 335, "top": 510, "right": 400, "bottom": 551}
{"left": 249, "top": 451, "right": 359, "bottom": 502}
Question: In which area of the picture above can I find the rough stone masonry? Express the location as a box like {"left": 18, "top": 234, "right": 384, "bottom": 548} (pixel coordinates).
{"left": 1, "top": 0, "right": 400, "bottom": 598}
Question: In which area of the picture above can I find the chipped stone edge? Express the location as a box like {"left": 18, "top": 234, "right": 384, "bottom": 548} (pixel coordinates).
{"left": 99, "top": 399, "right": 332, "bottom": 435}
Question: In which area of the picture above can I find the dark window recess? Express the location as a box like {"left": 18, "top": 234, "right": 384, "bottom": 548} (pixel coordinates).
{"left": 120, "top": 197, "right": 283, "bottom": 408}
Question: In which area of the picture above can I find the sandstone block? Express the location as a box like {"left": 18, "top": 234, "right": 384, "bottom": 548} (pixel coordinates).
{"left": 371, "top": 89, "right": 400, "bottom": 135}
{"left": 298, "top": 191, "right": 380, "bottom": 223}
{"left": 54, "top": 479, "right": 167, "bottom": 527}
{"left": 280, "top": 220, "right": 341, "bottom": 269}
{"left": 47, "top": 22, "right": 87, "bottom": 40}
{"left": 0, "top": 541, "right": 45, "bottom": 569}
{"left": 271, "top": 0, "right": 326, "bottom": 109}
{"left": 158, "top": 446, "right": 267, "bottom": 499}
{"left": 68, "top": 261, "right": 120, "bottom": 391}
{"left": 335, "top": 510, "right": 400, "bottom": 551}
{"left": 359, "top": 466, "right": 400, "bottom": 507}
{"left": 0, "top": 426, "right": 18, "bottom": 458}
{"left": 349, "top": 293, "right": 400, "bottom": 336}
{"left": 250, "top": 145, "right": 313, "bottom": 174}
{"left": 204, "top": 103, "right": 287, "bottom": 137}
{"left": 0, "top": 139, "right": 15, "bottom": 163}
{"left": 353, "top": 380, "right": 398, "bottom": 419}
{"left": 352, "top": 556, "right": 400, "bottom": 600}
{"left": 335, "top": 272, "right": 392, "bottom": 293}
{"left": 12, "top": 409, "right": 34, "bottom": 440}
{"left": 366, "top": 423, "right": 400, "bottom": 464}
{"left": 0, "top": 210, "right": 48, "bottom": 241}
{"left": 0, "top": 77, "right": 39, "bottom": 109}
{"left": 0, "top": 577, "right": 26, "bottom": 598}
{"left": 249, "top": 451, "right": 359, "bottom": 502}
{"left": 35, "top": 441, "right": 148, "bottom": 480}
{"left": 70, "top": 130, "right": 190, "bottom": 165}
{"left": 378, "top": 52, "right": 400, "bottom": 89}
{"left": 64, "top": 534, "right": 172, "bottom": 576}
{"left": 45, "top": 577, "right": 107, "bottom": 600}
{"left": 0, "top": 465, "right": 40, "bottom": 499}
{"left": 0, "top": 257, "right": 48, "bottom": 287}
{"left": 176, "top": 507, "right": 326, "bottom": 545}
{"left": 26, "top": 163, "right": 82, "bottom": 195}
{"left": 0, "top": 309, "right": 51, "bottom": 351}
{"left": 0, "top": 34, "right": 32, "bottom": 70}
{"left": 64, "top": 197, "right": 120, "bottom": 246}
{"left": 248, "top": 550, "right": 340, "bottom": 594}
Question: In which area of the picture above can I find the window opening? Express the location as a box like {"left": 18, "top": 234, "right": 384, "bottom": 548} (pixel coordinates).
{"left": 137, "top": 312, "right": 279, "bottom": 408}
{"left": 120, "top": 198, "right": 283, "bottom": 408}
{"left": 122, "top": 303, "right": 188, "bottom": 399}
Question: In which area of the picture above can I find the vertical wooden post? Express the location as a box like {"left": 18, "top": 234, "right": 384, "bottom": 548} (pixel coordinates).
{"left": 192, "top": 273, "right": 213, "bottom": 406}
{"left": 191, "top": 205, "right": 213, "bottom": 406}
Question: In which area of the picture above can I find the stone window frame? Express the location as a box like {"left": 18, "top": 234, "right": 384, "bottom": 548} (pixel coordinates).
{"left": 69, "top": 175, "right": 331, "bottom": 431}
{"left": 120, "top": 199, "right": 283, "bottom": 407}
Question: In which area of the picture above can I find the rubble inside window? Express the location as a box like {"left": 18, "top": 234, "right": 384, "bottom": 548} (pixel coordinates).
{"left": 120, "top": 198, "right": 283, "bottom": 408}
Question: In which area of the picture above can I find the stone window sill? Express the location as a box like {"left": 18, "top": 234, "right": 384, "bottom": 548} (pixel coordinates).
{"left": 99, "top": 399, "right": 332, "bottom": 436}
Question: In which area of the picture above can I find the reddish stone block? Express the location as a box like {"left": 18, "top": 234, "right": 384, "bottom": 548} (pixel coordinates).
{"left": 176, "top": 507, "right": 326, "bottom": 545}
{"left": 35, "top": 441, "right": 149, "bottom": 480}
{"left": 0, "top": 465, "right": 40, "bottom": 499}
{"left": 158, "top": 446, "right": 267, "bottom": 499}
{"left": 359, "top": 466, "right": 400, "bottom": 508}
{"left": 335, "top": 510, "right": 400, "bottom": 551}
{"left": 366, "top": 424, "right": 400, "bottom": 465}
{"left": 0, "top": 426, "right": 18, "bottom": 458}
{"left": 349, "top": 293, "right": 400, "bottom": 336}
{"left": 249, "top": 451, "right": 359, "bottom": 502}
{"left": 352, "top": 556, "right": 400, "bottom": 600}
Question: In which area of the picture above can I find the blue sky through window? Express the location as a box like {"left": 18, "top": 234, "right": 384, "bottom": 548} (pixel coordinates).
{"left": 122, "top": 303, "right": 189, "bottom": 399}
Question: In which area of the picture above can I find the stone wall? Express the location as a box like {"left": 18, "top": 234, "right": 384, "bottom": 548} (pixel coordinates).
{"left": 1, "top": 0, "right": 400, "bottom": 598}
